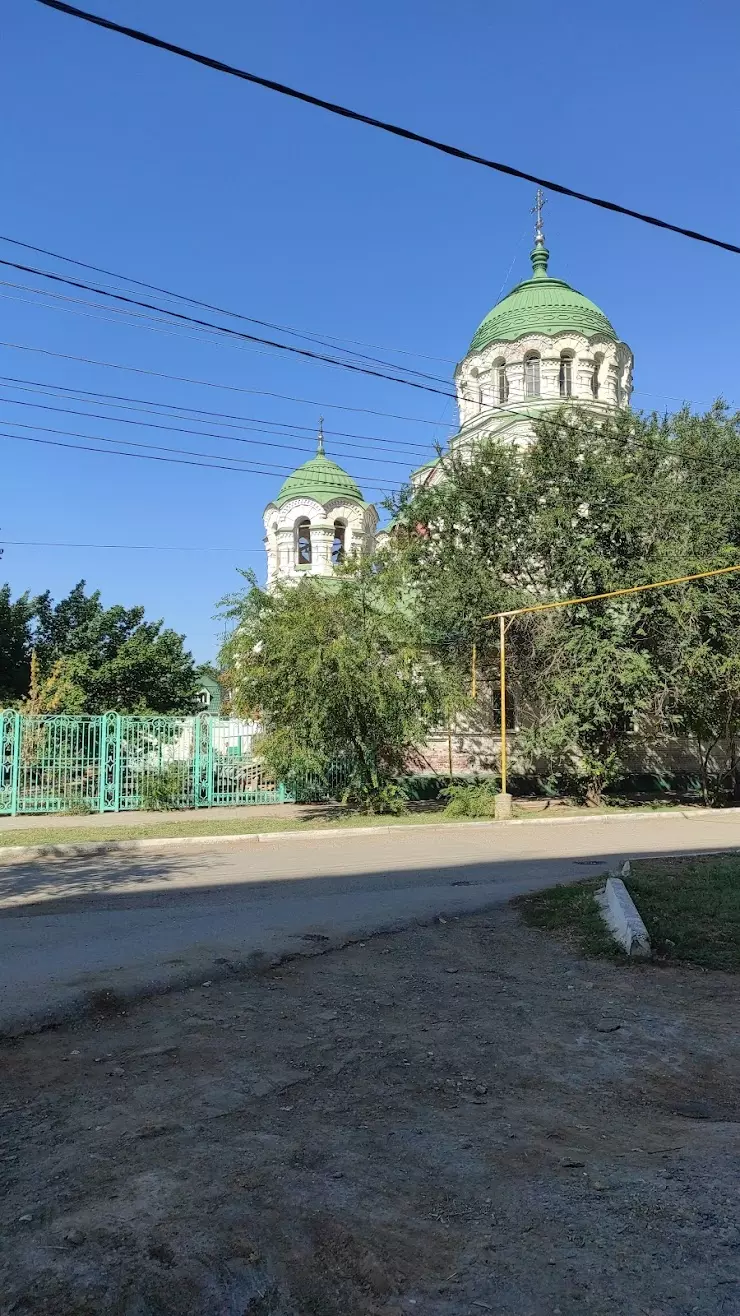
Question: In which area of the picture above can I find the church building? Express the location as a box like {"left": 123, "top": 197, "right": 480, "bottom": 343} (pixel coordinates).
{"left": 264, "top": 199, "right": 633, "bottom": 585}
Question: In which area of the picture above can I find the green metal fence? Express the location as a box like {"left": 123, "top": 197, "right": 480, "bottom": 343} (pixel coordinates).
{"left": 0, "top": 711, "right": 347, "bottom": 816}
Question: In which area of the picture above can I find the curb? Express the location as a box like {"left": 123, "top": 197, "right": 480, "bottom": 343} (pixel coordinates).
{"left": 598, "top": 869, "right": 651, "bottom": 957}
{"left": 0, "top": 805, "right": 738, "bottom": 867}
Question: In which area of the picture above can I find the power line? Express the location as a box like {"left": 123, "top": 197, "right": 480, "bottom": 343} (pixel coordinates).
{"left": 0, "top": 233, "right": 456, "bottom": 372}
{"left": 0, "top": 425, "right": 403, "bottom": 492}
{"left": 0, "top": 265, "right": 487, "bottom": 417}
{"left": 0, "top": 272, "right": 452, "bottom": 389}
{"left": 1, "top": 262, "right": 732, "bottom": 419}
{"left": 0, "top": 538, "right": 264, "bottom": 552}
{"left": 2, "top": 289, "right": 730, "bottom": 433}
{"left": 0, "top": 418, "right": 300, "bottom": 472}
{"left": 0, "top": 391, "right": 420, "bottom": 468}
{"left": 0, "top": 373, "right": 434, "bottom": 454}
{"left": 0, "top": 341, "right": 458, "bottom": 428}
{"left": 0, "top": 281, "right": 328, "bottom": 378}
{"left": 35, "top": 0, "right": 740, "bottom": 258}
{"left": 2, "top": 373, "right": 732, "bottom": 491}
{"left": 0, "top": 257, "right": 457, "bottom": 399}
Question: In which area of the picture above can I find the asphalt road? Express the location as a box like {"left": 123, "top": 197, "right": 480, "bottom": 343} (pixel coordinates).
{"left": 3, "top": 811, "right": 740, "bottom": 1035}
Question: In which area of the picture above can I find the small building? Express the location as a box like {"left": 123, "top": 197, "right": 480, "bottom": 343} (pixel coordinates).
{"left": 196, "top": 673, "right": 223, "bottom": 714}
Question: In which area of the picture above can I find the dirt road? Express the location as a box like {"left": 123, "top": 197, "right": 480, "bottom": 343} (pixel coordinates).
{"left": 1, "top": 903, "right": 738, "bottom": 1315}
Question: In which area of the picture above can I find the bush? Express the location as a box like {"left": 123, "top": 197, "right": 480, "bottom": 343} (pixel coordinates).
{"left": 341, "top": 780, "right": 409, "bottom": 815}
{"left": 139, "top": 763, "right": 190, "bottom": 811}
{"left": 61, "top": 792, "right": 95, "bottom": 815}
{"left": 441, "top": 778, "right": 499, "bottom": 818}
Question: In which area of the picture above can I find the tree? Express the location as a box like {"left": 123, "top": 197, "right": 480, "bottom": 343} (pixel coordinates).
{"left": 23, "top": 649, "right": 86, "bottom": 715}
{"left": 391, "top": 404, "right": 740, "bottom": 804}
{"left": 31, "top": 581, "right": 199, "bottom": 714}
{"left": 220, "top": 567, "right": 456, "bottom": 809}
{"left": 0, "top": 585, "right": 34, "bottom": 704}
{"left": 644, "top": 405, "right": 740, "bottom": 802}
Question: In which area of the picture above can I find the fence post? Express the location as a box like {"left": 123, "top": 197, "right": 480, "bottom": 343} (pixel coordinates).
{"left": 113, "top": 714, "right": 122, "bottom": 812}
{"left": 98, "top": 714, "right": 107, "bottom": 812}
{"left": 206, "top": 716, "right": 214, "bottom": 807}
{"left": 10, "top": 712, "right": 21, "bottom": 817}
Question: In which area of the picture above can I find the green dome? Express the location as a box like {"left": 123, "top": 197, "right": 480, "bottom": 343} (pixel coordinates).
{"left": 469, "top": 243, "right": 617, "bottom": 353}
{"left": 275, "top": 450, "right": 364, "bottom": 508}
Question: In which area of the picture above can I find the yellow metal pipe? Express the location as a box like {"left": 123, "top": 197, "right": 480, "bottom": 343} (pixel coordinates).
{"left": 481, "top": 562, "right": 740, "bottom": 623}
{"left": 471, "top": 642, "right": 477, "bottom": 699}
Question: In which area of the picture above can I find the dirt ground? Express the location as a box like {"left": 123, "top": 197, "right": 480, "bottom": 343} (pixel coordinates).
{"left": 1, "top": 906, "right": 739, "bottom": 1316}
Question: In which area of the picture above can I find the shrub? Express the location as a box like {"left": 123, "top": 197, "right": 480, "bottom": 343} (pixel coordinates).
{"left": 139, "top": 763, "right": 190, "bottom": 811}
{"left": 441, "top": 778, "right": 499, "bottom": 818}
{"left": 341, "top": 780, "right": 409, "bottom": 815}
{"left": 61, "top": 792, "right": 95, "bottom": 815}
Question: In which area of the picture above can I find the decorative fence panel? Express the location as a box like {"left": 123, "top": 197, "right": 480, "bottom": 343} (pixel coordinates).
{"left": 0, "top": 712, "right": 347, "bottom": 816}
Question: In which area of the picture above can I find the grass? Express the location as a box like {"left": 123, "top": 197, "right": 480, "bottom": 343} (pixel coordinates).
{"left": 517, "top": 854, "right": 740, "bottom": 972}
{"left": 0, "top": 808, "right": 500, "bottom": 849}
{"left": 0, "top": 795, "right": 711, "bottom": 851}
{"left": 516, "top": 876, "right": 622, "bottom": 960}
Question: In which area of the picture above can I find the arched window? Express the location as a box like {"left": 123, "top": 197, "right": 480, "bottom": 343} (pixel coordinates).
{"left": 524, "top": 352, "right": 541, "bottom": 398}
{"left": 495, "top": 360, "right": 509, "bottom": 404}
{"left": 296, "top": 517, "right": 312, "bottom": 565}
{"left": 591, "top": 353, "right": 603, "bottom": 399}
{"left": 477, "top": 385, "right": 483, "bottom": 411}
{"left": 332, "top": 520, "right": 346, "bottom": 566}
{"left": 559, "top": 351, "right": 574, "bottom": 398}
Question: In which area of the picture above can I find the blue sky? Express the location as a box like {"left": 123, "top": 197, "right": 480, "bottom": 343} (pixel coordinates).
{"left": 4, "top": 0, "right": 740, "bottom": 661}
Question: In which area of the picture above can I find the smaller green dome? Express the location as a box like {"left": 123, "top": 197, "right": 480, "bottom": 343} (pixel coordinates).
{"left": 469, "top": 242, "right": 617, "bottom": 352}
{"left": 274, "top": 436, "right": 364, "bottom": 508}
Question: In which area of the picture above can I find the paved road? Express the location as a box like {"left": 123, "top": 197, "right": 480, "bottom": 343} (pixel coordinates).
{"left": 3, "top": 812, "right": 740, "bottom": 1034}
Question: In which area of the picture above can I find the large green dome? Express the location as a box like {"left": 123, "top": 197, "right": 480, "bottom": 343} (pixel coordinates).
{"left": 275, "top": 449, "right": 364, "bottom": 508}
{"left": 469, "top": 243, "right": 617, "bottom": 353}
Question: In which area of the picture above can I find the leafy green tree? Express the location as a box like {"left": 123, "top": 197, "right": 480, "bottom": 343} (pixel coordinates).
{"left": 32, "top": 581, "right": 198, "bottom": 714}
{"left": 220, "top": 567, "right": 456, "bottom": 810}
{"left": 0, "top": 584, "right": 34, "bottom": 704}
{"left": 645, "top": 405, "right": 740, "bottom": 801}
{"left": 392, "top": 404, "right": 740, "bottom": 805}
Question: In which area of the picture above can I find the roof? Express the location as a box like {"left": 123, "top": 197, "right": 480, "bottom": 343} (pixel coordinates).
{"left": 197, "top": 673, "right": 223, "bottom": 712}
{"left": 469, "top": 242, "right": 617, "bottom": 353}
{"left": 274, "top": 452, "right": 365, "bottom": 508}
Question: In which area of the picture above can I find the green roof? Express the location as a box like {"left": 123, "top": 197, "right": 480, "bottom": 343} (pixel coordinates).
{"left": 197, "top": 673, "right": 223, "bottom": 713}
{"left": 274, "top": 451, "right": 364, "bottom": 508}
{"left": 469, "top": 242, "right": 617, "bottom": 353}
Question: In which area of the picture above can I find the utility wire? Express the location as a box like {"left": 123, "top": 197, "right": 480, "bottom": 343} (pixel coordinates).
{"left": 0, "top": 426, "right": 403, "bottom": 492}
{"left": 2, "top": 263, "right": 734, "bottom": 417}
{"left": 0, "top": 257, "right": 457, "bottom": 399}
{"left": 0, "top": 341, "right": 457, "bottom": 427}
{"left": 0, "top": 391, "right": 421, "bottom": 468}
{"left": 0, "top": 538, "right": 264, "bottom": 552}
{"left": 34, "top": 0, "right": 740, "bottom": 258}
{"left": 0, "top": 233, "right": 455, "bottom": 372}
{"left": 0, "top": 374, "right": 434, "bottom": 453}
{"left": 0, "top": 417, "right": 304, "bottom": 473}
{"left": 0, "top": 264, "right": 491, "bottom": 415}
{"left": 0, "top": 271, "right": 449, "bottom": 387}
{"left": 1, "top": 372, "right": 734, "bottom": 486}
